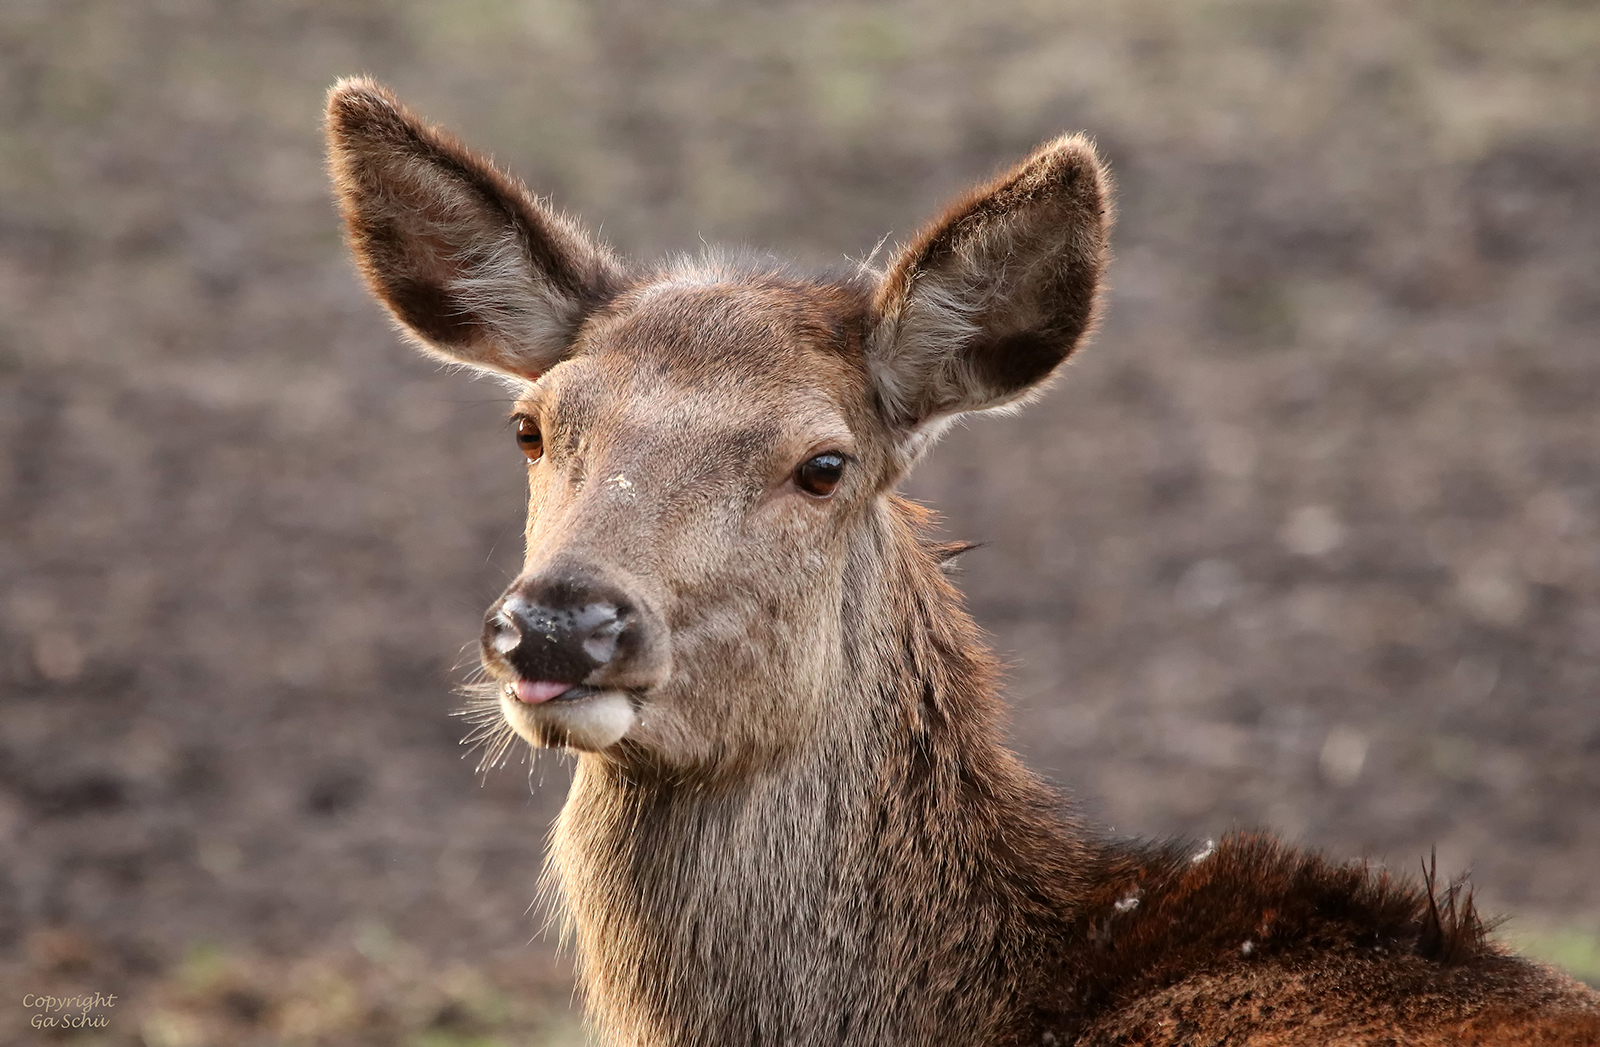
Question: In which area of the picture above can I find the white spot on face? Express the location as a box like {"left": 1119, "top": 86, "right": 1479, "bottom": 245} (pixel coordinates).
{"left": 1114, "top": 894, "right": 1140, "bottom": 913}
{"left": 604, "top": 474, "right": 635, "bottom": 495}
{"left": 1241, "top": 939, "right": 1255, "bottom": 956}
{"left": 1192, "top": 838, "right": 1216, "bottom": 863}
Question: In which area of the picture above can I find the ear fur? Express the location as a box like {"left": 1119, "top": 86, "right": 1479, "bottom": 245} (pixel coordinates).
{"left": 325, "top": 78, "right": 624, "bottom": 378}
{"left": 869, "top": 135, "right": 1112, "bottom": 430}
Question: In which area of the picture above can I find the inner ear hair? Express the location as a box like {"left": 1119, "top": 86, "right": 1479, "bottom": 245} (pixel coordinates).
{"left": 325, "top": 78, "right": 625, "bottom": 378}
{"left": 870, "top": 134, "right": 1113, "bottom": 429}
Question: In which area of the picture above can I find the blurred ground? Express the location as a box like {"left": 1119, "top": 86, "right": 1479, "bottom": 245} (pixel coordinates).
{"left": 1, "top": 0, "right": 1598, "bottom": 1043}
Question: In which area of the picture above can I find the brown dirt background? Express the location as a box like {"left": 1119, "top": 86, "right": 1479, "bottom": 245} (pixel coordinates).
{"left": 2, "top": 1, "right": 1597, "bottom": 1043}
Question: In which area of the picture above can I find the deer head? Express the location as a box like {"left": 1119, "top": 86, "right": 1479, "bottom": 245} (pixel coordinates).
{"left": 326, "top": 78, "right": 1110, "bottom": 774}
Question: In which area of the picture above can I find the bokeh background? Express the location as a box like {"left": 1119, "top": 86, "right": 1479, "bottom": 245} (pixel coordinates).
{"left": 2, "top": 1, "right": 1598, "bottom": 1043}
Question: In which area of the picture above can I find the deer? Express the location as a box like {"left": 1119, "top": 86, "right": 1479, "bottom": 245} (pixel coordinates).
{"left": 324, "top": 78, "right": 1600, "bottom": 1047}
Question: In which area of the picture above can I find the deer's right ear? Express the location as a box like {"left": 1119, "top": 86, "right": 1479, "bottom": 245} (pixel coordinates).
{"left": 325, "top": 78, "right": 623, "bottom": 378}
{"left": 867, "top": 135, "right": 1111, "bottom": 436}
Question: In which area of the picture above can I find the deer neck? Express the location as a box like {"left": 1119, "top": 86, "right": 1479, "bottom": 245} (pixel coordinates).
{"left": 549, "top": 496, "right": 1093, "bottom": 1046}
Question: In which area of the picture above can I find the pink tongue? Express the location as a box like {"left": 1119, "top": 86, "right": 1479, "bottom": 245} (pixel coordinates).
{"left": 514, "top": 680, "right": 573, "bottom": 704}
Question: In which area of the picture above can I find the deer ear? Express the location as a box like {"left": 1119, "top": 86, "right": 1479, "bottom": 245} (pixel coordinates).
{"left": 325, "top": 78, "right": 624, "bottom": 378}
{"left": 868, "top": 135, "right": 1112, "bottom": 430}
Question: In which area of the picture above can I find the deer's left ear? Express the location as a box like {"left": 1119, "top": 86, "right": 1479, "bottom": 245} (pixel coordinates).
{"left": 867, "top": 135, "right": 1112, "bottom": 431}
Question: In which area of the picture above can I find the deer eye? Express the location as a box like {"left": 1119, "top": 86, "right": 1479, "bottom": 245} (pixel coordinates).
{"left": 795, "top": 453, "right": 846, "bottom": 497}
{"left": 515, "top": 416, "right": 543, "bottom": 461}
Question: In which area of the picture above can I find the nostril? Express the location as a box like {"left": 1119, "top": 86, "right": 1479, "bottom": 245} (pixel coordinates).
{"left": 489, "top": 608, "right": 523, "bottom": 654}
{"left": 581, "top": 614, "right": 627, "bottom": 665}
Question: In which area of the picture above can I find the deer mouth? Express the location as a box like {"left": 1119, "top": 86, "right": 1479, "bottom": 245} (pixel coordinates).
{"left": 499, "top": 680, "right": 637, "bottom": 751}
{"left": 510, "top": 679, "right": 594, "bottom": 704}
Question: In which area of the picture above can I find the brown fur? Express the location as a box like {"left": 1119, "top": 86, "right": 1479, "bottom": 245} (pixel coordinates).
{"left": 325, "top": 78, "right": 1600, "bottom": 1047}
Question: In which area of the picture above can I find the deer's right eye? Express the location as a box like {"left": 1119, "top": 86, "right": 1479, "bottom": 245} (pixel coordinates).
{"left": 515, "top": 417, "right": 544, "bottom": 461}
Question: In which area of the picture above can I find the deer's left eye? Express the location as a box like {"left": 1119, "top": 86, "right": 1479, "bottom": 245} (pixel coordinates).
{"left": 515, "top": 416, "right": 543, "bottom": 461}
{"left": 796, "top": 453, "right": 846, "bottom": 497}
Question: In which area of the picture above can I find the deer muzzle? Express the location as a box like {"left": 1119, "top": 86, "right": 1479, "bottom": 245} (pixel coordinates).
{"left": 481, "top": 565, "right": 668, "bottom": 750}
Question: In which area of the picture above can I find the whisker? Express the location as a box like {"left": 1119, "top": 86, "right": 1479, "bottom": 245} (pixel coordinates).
{"left": 451, "top": 677, "right": 528, "bottom": 778}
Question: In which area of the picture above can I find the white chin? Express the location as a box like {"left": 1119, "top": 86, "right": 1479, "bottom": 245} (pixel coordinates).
{"left": 501, "top": 689, "right": 636, "bottom": 752}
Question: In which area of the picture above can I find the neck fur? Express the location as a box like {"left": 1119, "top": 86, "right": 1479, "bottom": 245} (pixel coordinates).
{"left": 548, "top": 497, "right": 1092, "bottom": 1047}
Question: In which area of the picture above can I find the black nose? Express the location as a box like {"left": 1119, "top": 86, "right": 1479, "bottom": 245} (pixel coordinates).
{"left": 484, "top": 577, "right": 635, "bottom": 684}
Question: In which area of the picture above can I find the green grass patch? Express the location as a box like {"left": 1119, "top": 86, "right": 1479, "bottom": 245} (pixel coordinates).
{"left": 1503, "top": 925, "right": 1600, "bottom": 988}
